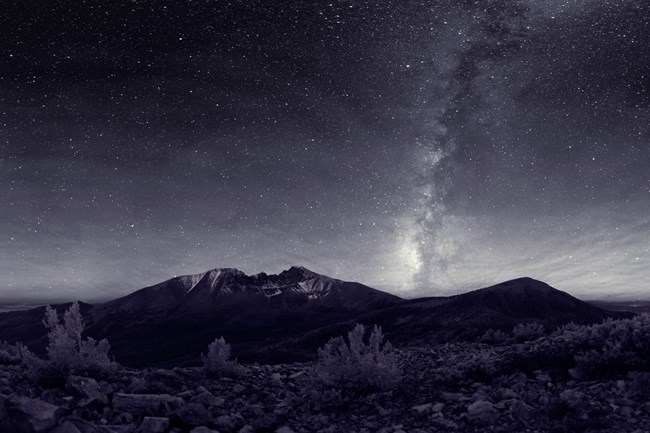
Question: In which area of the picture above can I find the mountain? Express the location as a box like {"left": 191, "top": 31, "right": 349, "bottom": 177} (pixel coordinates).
{"left": 96, "top": 266, "right": 399, "bottom": 318}
{"left": 357, "top": 277, "right": 629, "bottom": 345}
{"left": 263, "top": 277, "right": 629, "bottom": 357}
{"left": 0, "top": 266, "right": 401, "bottom": 366}
{"left": 0, "top": 270, "right": 628, "bottom": 367}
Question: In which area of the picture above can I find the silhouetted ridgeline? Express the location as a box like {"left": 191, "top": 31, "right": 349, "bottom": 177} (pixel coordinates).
{"left": 0, "top": 268, "right": 630, "bottom": 367}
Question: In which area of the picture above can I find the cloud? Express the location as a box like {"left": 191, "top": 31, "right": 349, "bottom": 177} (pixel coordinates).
{"left": 388, "top": 206, "right": 649, "bottom": 300}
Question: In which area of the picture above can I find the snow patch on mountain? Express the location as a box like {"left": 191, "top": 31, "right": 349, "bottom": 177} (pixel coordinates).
{"left": 172, "top": 266, "right": 343, "bottom": 301}
{"left": 295, "top": 277, "right": 334, "bottom": 299}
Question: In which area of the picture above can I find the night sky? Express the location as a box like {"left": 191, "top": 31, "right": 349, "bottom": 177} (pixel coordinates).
{"left": 1, "top": 0, "right": 649, "bottom": 302}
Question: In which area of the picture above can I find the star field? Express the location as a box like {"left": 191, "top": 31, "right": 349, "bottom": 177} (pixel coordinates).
{"left": 1, "top": 0, "right": 648, "bottom": 301}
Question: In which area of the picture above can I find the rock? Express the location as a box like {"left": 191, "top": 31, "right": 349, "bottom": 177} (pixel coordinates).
{"left": 568, "top": 368, "right": 583, "bottom": 380}
{"left": 411, "top": 403, "right": 432, "bottom": 414}
{"left": 171, "top": 403, "right": 211, "bottom": 427}
{"left": 377, "top": 406, "right": 390, "bottom": 416}
{"left": 215, "top": 414, "right": 239, "bottom": 432}
{"left": 50, "top": 421, "right": 83, "bottom": 433}
{"left": 507, "top": 399, "right": 535, "bottom": 421}
{"left": 111, "top": 411, "right": 134, "bottom": 425}
{"left": 71, "top": 405, "right": 96, "bottom": 422}
{"left": 66, "top": 376, "right": 108, "bottom": 406}
{"left": 432, "top": 403, "right": 445, "bottom": 413}
{"left": 620, "top": 406, "right": 634, "bottom": 419}
{"left": 113, "top": 393, "right": 183, "bottom": 416}
{"left": 559, "top": 389, "right": 585, "bottom": 408}
{"left": 249, "top": 413, "right": 278, "bottom": 430}
{"left": 238, "top": 426, "right": 256, "bottom": 433}
{"left": 442, "top": 392, "right": 463, "bottom": 401}
{"left": 50, "top": 417, "right": 118, "bottom": 433}
{"left": 190, "top": 428, "right": 220, "bottom": 433}
{"left": 0, "top": 395, "right": 67, "bottom": 433}
{"left": 535, "top": 371, "right": 552, "bottom": 383}
{"left": 175, "top": 390, "right": 194, "bottom": 399}
{"left": 191, "top": 391, "right": 225, "bottom": 407}
{"left": 467, "top": 400, "right": 498, "bottom": 424}
{"left": 233, "top": 384, "right": 245, "bottom": 394}
{"left": 276, "top": 427, "right": 296, "bottom": 433}
{"left": 137, "top": 416, "right": 170, "bottom": 433}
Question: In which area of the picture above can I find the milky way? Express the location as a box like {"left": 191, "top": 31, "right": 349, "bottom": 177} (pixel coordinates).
{"left": 1, "top": 0, "right": 648, "bottom": 301}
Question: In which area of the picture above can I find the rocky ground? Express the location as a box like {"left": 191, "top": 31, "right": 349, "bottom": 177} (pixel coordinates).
{"left": 2, "top": 343, "right": 650, "bottom": 433}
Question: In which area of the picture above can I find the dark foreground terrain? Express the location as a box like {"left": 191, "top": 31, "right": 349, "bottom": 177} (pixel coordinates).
{"left": 3, "top": 338, "right": 650, "bottom": 433}
{"left": 1, "top": 270, "right": 648, "bottom": 432}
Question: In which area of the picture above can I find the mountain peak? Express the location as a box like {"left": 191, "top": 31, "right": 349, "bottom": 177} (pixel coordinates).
{"left": 480, "top": 277, "right": 556, "bottom": 292}
{"left": 289, "top": 265, "right": 314, "bottom": 273}
{"left": 451, "top": 276, "right": 604, "bottom": 322}
{"left": 281, "top": 266, "right": 318, "bottom": 280}
{"left": 509, "top": 277, "right": 559, "bottom": 291}
{"left": 178, "top": 268, "right": 245, "bottom": 294}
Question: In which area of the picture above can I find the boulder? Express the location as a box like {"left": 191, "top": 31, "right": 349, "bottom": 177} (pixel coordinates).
{"left": 0, "top": 395, "right": 67, "bottom": 433}
{"left": 442, "top": 392, "right": 463, "bottom": 401}
{"left": 50, "top": 421, "right": 83, "bottom": 433}
{"left": 66, "top": 376, "right": 108, "bottom": 406}
{"left": 49, "top": 417, "right": 123, "bottom": 433}
{"left": 171, "top": 402, "right": 211, "bottom": 427}
{"left": 411, "top": 403, "right": 432, "bottom": 414}
{"left": 190, "top": 427, "right": 220, "bottom": 433}
{"left": 466, "top": 400, "right": 498, "bottom": 424}
{"left": 137, "top": 416, "right": 170, "bottom": 433}
{"left": 214, "top": 414, "right": 239, "bottom": 432}
{"left": 113, "top": 393, "right": 183, "bottom": 416}
{"left": 191, "top": 391, "right": 225, "bottom": 407}
{"left": 507, "top": 399, "right": 536, "bottom": 421}
{"left": 432, "top": 403, "right": 445, "bottom": 413}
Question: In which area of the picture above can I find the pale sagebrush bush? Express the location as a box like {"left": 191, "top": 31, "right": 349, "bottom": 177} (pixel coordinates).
{"left": 512, "top": 322, "right": 545, "bottom": 342}
{"left": 202, "top": 337, "right": 246, "bottom": 377}
{"left": 21, "top": 302, "right": 118, "bottom": 385}
{"left": 569, "top": 314, "right": 650, "bottom": 378}
{"left": 315, "top": 324, "right": 401, "bottom": 393}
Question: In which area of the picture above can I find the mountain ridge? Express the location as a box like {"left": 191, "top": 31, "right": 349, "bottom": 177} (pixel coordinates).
{"left": 0, "top": 266, "right": 630, "bottom": 366}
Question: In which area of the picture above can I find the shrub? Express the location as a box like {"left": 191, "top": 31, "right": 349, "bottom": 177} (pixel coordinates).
{"left": 0, "top": 341, "right": 21, "bottom": 365}
{"left": 202, "top": 337, "right": 246, "bottom": 377}
{"left": 314, "top": 324, "right": 401, "bottom": 394}
{"left": 129, "top": 368, "right": 187, "bottom": 394}
{"left": 21, "top": 302, "right": 118, "bottom": 385}
{"left": 479, "top": 328, "right": 510, "bottom": 344}
{"left": 567, "top": 314, "right": 650, "bottom": 378}
{"left": 512, "top": 322, "right": 545, "bottom": 342}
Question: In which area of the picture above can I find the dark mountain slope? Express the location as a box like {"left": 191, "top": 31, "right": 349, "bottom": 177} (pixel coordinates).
{"left": 0, "top": 272, "right": 628, "bottom": 366}
{"left": 370, "top": 277, "right": 628, "bottom": 344}
{"left": 0, "top": 267, "right": 401, "bottom": 366}
{"left": 192, "top": 277, "right": 630, "bottom": 362}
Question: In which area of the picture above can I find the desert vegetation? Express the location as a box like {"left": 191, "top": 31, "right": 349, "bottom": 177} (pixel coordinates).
{"left": 3, "top": 310, "right": 650, "bottom": 432}
{"left": 202, "top": 336, "right": 247, "bottom": 377}
{"left": 18, "top": 302, "right": 118, "bottom": 386}
{"left": 314, "top": 324, "right": 401, "bottom": 394}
